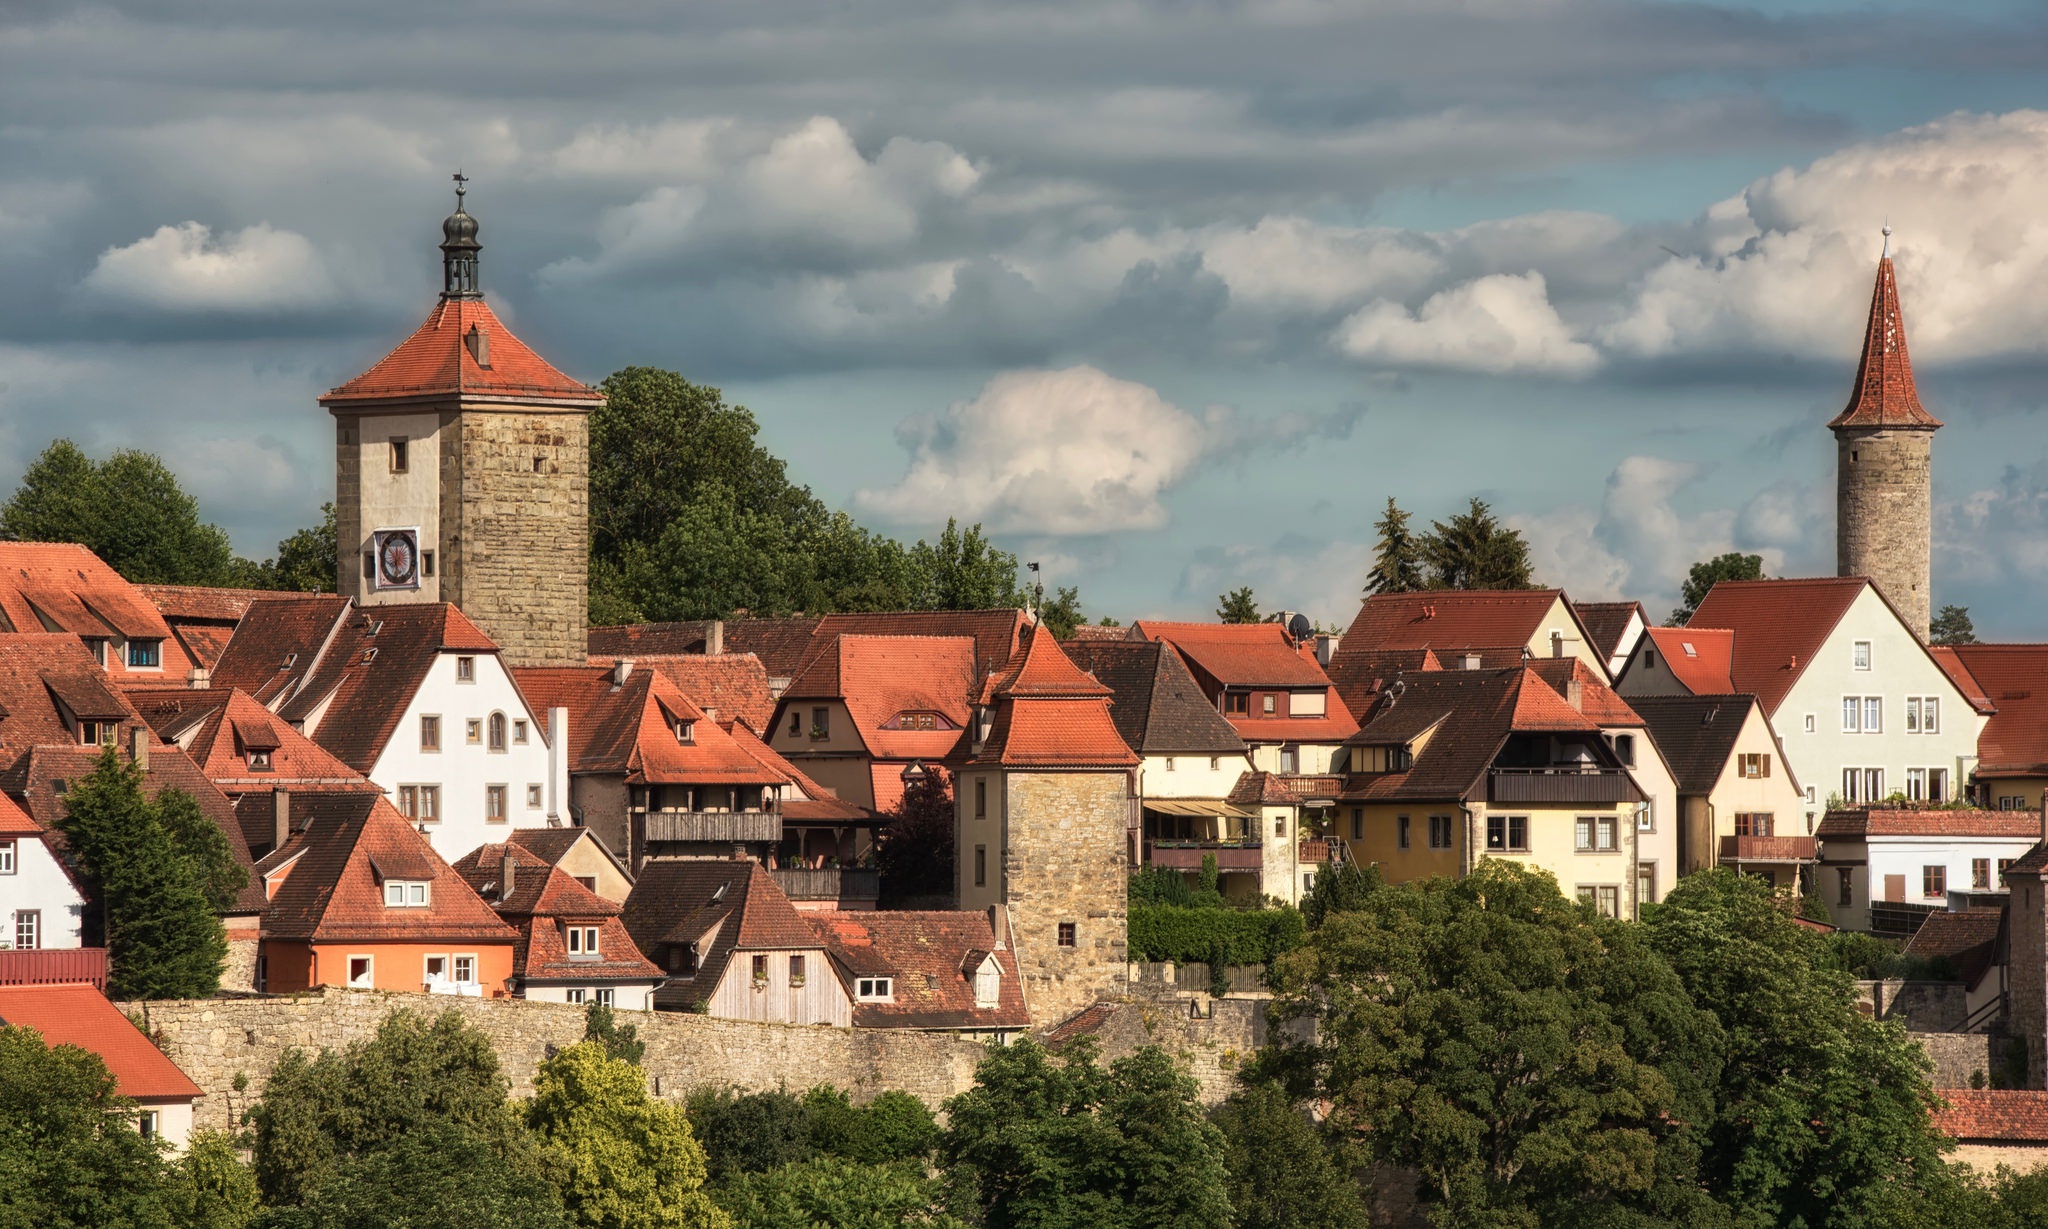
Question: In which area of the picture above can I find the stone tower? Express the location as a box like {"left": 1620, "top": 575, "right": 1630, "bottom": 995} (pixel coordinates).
{"left": 321, "top": 178, "right": 602, "bottom": 667}
{"left": 956, "top": 628, "right": 1137, "bottom": 1027}
{"left": 1830, "top": 230, "right": 1941, "bottom": 641}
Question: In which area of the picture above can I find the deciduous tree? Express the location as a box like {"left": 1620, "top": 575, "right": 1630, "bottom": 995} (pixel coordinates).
{"left": 874, "top": 770, "right": 955, "bottom": 906}
{"left": 0, "top": 1023, "right": 180, "bottom": 1229}
{"left": 801, "top": 1087, "right": 940, "bottom": 1167}
{"left": 714, "top": 1156, "right": 964, "bottom": 1229}
{"left": 1210, "top": 1082, "right": 1370, "bottom": 1229}
{"left": 1, "top": 440, "right": 252, "bottom": 586}
{"left": 1038, "top": 586, "right": 1086, "bottom": 640}
{"left": 260, "top": 1120, "right": 569, "bottom": 1229}
{"left": 525, "top": 1042, "right": 727, "bottom": 1229}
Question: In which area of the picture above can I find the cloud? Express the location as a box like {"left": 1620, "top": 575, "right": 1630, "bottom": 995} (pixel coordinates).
{"left": 77, "top": 222, "right": 345, "bottom": 315}
{"left": 1172, "top": 535, "right": 1371, "bottom": 631}
{"left": 1336, "top": 272, "right": 1601, "bottom": 375}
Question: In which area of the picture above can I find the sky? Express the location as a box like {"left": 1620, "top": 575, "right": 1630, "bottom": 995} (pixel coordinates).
{"left": 8, "top": 1, "right": 2048, "bottom": 634}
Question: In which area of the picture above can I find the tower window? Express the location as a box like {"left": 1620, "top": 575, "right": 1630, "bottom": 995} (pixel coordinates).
{"left": 390, "top": 438, "right": 409, "bottom": 473}
{"left": 533, "top": 456, "right": 546, "bottom": 474}
{"left": 1057, "top": 922, "right": 1077, "bottom": 947}
{"left": 422, "top": 550, "right": 436, "bottom": 578}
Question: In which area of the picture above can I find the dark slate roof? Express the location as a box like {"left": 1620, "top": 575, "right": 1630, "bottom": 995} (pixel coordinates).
{"left": 1060, "top": 640, "right": 1246, "bottom": 755}
{"left": 1627, "top": 694, "right": 1761, "bottom": 795}
{"left": 279, "top": 605, "right": 501, "bottom": 773}
{"left": 1572, "top": 601, "right": 1644, "bottom": 661}
{"left": 207, "top": 596, "right": 353, "bottom": 704}
{"left": 590, "top": 619, "right": 824, "bottom": 682}
{"left": 1903, "top": 907, "right": 2003, "bottom": 991}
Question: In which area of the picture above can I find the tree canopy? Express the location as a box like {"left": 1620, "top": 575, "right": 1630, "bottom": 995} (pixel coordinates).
{"left": 1209, "top": 1082, "right": 1370, "bottom": 1229}
{"left": 1931, "top": 604, "right": 1977, "bottom": 645}
{"left": 1670, "top": 552, "right": 1765, "bottom": 625}
{"left": 1365, "top": 497, "right": 1426, "bottom": 595}
{"left": 0, "top": 1023, "right": 183, "bottom": 1229}
{"left": 1420, "top": 497, "right": 1537, "bottom": 591}
{"left": 875, "top": 769, "right": 955, "bottom": 906}
{"left": 1216, "top": 587, "right": 1261, "bottom": 623}
{"left": 525, "top": 1042, "right": 726, "bottom": 1229}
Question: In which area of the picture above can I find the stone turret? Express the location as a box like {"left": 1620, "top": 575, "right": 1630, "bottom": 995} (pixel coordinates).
{"left": 1831, "top": 230, "right": 1941, "bottom": 641}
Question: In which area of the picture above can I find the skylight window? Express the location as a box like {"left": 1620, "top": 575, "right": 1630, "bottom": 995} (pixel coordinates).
{"left": 1681, "top": 642, "right": 1698, "bottom": 658}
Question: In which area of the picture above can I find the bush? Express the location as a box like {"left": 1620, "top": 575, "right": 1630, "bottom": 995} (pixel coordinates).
{"left": 1127, "top": 904, "right": 1304, "bottom": 965}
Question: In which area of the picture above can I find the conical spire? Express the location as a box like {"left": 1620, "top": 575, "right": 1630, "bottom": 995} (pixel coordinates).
{"left": 1828, "top": 231, "right": 1941, "bottom": 430}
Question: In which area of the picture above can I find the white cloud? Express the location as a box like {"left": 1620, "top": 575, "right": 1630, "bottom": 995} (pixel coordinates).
{"left": 855, "top": 365, "right": 1210, "bottom": 535}
{"left": 1171, "top": 536, "right": 1371, "bottom": 632}
{"left": 78, "top": 222, "right": 342, "bottom": 313}
{"left": 1939, "top": 459, "right": 2048, "bottom": 586}
{"left": 1336, "top": 272, "right": 1600, "bottom": 375}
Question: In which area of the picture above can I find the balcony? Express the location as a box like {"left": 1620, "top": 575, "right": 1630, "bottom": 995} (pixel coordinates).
{"left": 1145, "top": 840, "right": 1264, "bottom": 871}
{"left": 1277, "top": 775, "right": 1346, "bottom": 801}
{"left": 1298, "top": 838, "right": 1339, "bottom": 864}
{"left": 1717, "top": 835, "right": 1817, "bottom": 865}
{"left": 0, "top": 947, "right": 107, "bottom": 989}
{"left": 1487, "top": 767, "right": 1637, "bottom": 804}
{"left": 771, "top": 867, "right": 881, "bottom": 905}
{"left": 640, "top": 810, "right": 783, "bottom": 844}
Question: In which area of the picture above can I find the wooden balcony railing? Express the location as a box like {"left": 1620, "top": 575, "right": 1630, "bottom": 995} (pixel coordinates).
{"left": 770, "top": 867, "right": 880, "bottom": 902}
{"left": 1145, "top": 841, "right": 1264, "bottom": 871}
{"left": 1717, "top": 835, "right": 1817, "bottom": 864}
{"left": 1487, "top": 767, "right": 1637, "bottom": 804}
{"left": 640, "top": 810, "right": 783, "bottom": 843}
{"left": 0, "top": 947, "right": 107, "bottom": 989}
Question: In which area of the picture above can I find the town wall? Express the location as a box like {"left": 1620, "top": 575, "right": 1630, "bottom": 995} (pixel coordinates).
{"left": 1005, "top": 771, "right": 1129, "bottom": 1027}
{"left": 1855, "top": 979, "right": 1969, "bottom": 1033}
{"left": 1836, "top": 429, "right": 1933, "bottom": 641}
{"left": 1909, "top": 1030, "right": 1996, "bottom": 1089}
{"left": 442, "top": 409, "right": 590, "bottom": 668}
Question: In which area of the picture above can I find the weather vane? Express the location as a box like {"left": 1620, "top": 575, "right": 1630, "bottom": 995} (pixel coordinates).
{"left": 453, "top": 170, "right": 468, "bottom": 203}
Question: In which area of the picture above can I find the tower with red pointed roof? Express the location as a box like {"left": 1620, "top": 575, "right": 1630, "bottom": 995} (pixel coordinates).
{"left": 1832, "top": 228, "right": 1941, "bottom": 641}
{"left": 321, "top": 177, "right": 603, "bottom": 667}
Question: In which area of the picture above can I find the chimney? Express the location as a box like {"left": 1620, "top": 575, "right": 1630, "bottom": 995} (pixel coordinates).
{"left": 272, "top": 789, "right": 290, "bottom": 854}
{"left": 186, "top": 667, "right": 211, "bottom": 690}
{"left": 706, "top": 619, "right": 724, "bottom": 656}
{"left": 1565, "top": 678, "right": 1584, "bottom": 712}
{"left": 1316, "top": 633, "right": 1341, "bottom": 665}
{"left": 465, "top": 323, "right": 490, "bottom": 367}
{"left": 989, "top": 904, "right": 1009, "bottom": 950}
{"left": 130, "top": 726, "right": 149, "bottom": 770}
{"left": 611, "top": 659, "right": 633, "bottom": 687}
{"left": 499, "top": 848, "right": 516, "bottom": 902}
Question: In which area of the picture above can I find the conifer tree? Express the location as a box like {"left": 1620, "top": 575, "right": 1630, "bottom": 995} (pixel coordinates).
{"left": 1366, "top": 498, "right": 1425, "bottom": 595}
{"left": 1421, "top": 498, "right": 1536, "bottom": 590}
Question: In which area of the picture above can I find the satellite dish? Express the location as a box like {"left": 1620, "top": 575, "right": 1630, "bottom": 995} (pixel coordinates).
{"left": 1287, "top": 613, "right": 1313, "bottom": 642}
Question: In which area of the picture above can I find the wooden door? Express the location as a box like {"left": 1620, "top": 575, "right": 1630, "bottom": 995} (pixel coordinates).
{"left": 1883, "top": 874, "right": 1905, "bottom": 903}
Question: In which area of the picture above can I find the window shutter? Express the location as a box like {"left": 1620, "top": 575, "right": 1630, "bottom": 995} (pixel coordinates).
{"left": 1760, "top": 755, "right": 1769, "bottom": 778}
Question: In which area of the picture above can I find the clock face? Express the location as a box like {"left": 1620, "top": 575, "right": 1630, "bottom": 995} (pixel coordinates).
{"left": 373, "top": 529, "right": 420, "bottom": 590}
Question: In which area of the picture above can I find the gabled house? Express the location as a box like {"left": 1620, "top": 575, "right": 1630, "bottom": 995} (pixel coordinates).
{"left": 809, "top": 908, "right": 1029, "bottom": 1041}
{"left": 591, "top": 618, "right": 823, "bottom": 697}
{"left": 620, "top": 653, "right": 779, "bottom": 735}
{"left": 1331, "top": 590, "right": 1611, "bottom": 683}
{"left": 513, "top": 661, "right": 792, "bottom": 870}
{"left": 1816, "top": 809, "right": 2040, "bottom": 936}
{"left": 1573, "top": 601, "right": 1650, "bottom": 678}
{"left": 1335, "top": 667, "right": 1647, "bottom": 918}
{"left": 451, "top": 842, "right": 662, "bottom": 1010}
{"left": 1527, "top": 658, "right": 1680, "bottom": 905}
{"left": 1129, "top": 621, "right": 1359, "bottom": 773}
{"left": 212, "top": 598, "right": 568, "bottom": 860}
{"left": 0, "top": 981, "right": 205, "bottom": 1150}
{"left": 0, "top": 790, "right": 85, "bottom": 952}
{"left": 256, "top": 793, "right": 517, "bottom": 996}
{"left": 136, "top": 584, "right": 311, "bottom": 675}
{"left": 621, "top": 858, "right": 848, "bottom": 1023}
{"left": 1938, "top": 645, "right": 2048, "bottom": 810}
{"left": 1630, "top": 694, "right": 1811, "bottom": 881}
{"left": 503, "top": 827, "right": 635, "bottom": 903}
{"left": 721, "top": 721, "right": 876, "bottom": 909}
{"left": 767, "top": 634, "right": 979, "bottom": 815}
{"left": 1657, "top": 577, "right": 1984, "bottom": 823}
{"left": 0, "top": 543, "right": 198, "bottom": 685}
{"left": 1614, "top": 627, "right": 1736, "bottom": 696}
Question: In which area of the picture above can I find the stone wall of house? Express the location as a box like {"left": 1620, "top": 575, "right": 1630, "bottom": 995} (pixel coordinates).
{"left": 1855, "top": 979, "right": 1969, "bottom": 1033}
{"left": 222, "top": 936, "right": 260, "bottom": 995}
{"left": 442, "top": 409, "right": 591, "bottom": 668}
{"left": 1005, "top": 772, "right": 1129, "bottom": 1028}
{"left": 1836, "top": 429, "right": 1932, "bottom": 640}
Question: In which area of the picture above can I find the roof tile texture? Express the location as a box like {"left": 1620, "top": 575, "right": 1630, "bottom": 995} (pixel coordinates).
{"left": 0, "top": 983, "right": 202, "bottom": 1100}
{"left": 1828, "top": 255, "right": 1941, "bottom": 430}
{"left": 323, "top": 297, "right": 601, "bottom": 404}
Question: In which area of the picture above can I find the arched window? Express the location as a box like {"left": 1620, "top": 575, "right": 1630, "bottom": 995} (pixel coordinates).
{"left": 488, "top": 711, "right": 507, "bottom": 752}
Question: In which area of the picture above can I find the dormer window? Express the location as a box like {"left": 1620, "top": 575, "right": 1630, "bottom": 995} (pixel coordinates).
{"left": 383, "top": 879, "right": 430, "bottom": 907}
{"left": 126, "top": 639, "right": 161, "bottom": 669}
{"left": 564, "top": 925, "right": 600, "bottom": 958}
{"left": 1224, "top": 693, "right": 1249, "bottom": 716}
{"left": 248, "top": 750, "right": 274, "bottom": 772}
{"left": 856, "top": 977, "right": 893, "bottom": 1001}
{"left": 675, "top": 720, "right": 695, "bottom": 743}
{"left": 82, "top": 638, "right": 109, "bottom": 667}
{"left": 77, "top": 720, "right": 116, "bottom": 747}
{"left": 974, "top": 960, "right": 1000, "bottom": 1009}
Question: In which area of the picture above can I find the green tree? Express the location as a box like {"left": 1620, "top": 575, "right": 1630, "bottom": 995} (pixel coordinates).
{"left": 1670, "top": 552, "right": 1765, "bottom": 625}
{"left": 1645, "top": 870, "right": 1951, "bottom": 1227}
{"left": 258, "top": 1120, "right": 570, "bottom": 1229}
{"left": 1419, "top": 497, "right": 1536, "bottom": 590}
{"left": 1299, "top": 861, "right": 1379, "bottom": 931}
{"left": 715, "top": 1156, "right": 965, "bottom": 1229}
{"left": 169, "top": 1129, "right": 261, "bottom": 1229}
{"left": 1216, "top": 587, "right": 1260, "bottom": 623}
{"left": 249, "top": 1009, "right": 538, "bottom": 1208}
{"left": 875, "top": 770, "right": 955, "bottom": 906}
{"left": 1266, "top": 861, "right": 1723, "bottom": 1226}
{"left": 581, "top": 1002, "right": 647, "bottom": 1067}
{"left": 908, "top": 520, "right": 1025, "bottom": 610}
{"left": 801, "top": 1087, "right": 940, "bottom": 1167}
{"left": 0, "top": 440, "right": 254, "bottom": 586}
{"left": 57, "top": 747, "right": 232, "bottom": 999}
{"left": 1039, "top": 586, "right": 1086, "bottom": 640}
{"left": 941, "top": 1038, "right": 1233, "bottom": 1228}
{"left": 0, "top": 1023, "right": 180, "bottom": 1229}
{"left": 261, "top": 503, "right": 338, "bottom": 593}
{"left": 1210, "top": 1083, "right": 1370, "bottom": 1229}
{"left": 685, "top": 1088, "right": 816, "bottom": 1185}
{"left": 1366, "top": 498, "right": 1426, "bottom": 595}
{"left": 525, "top": 1042, "right": 728, "bottom": 1229}
{"left": 1931, "top": 605, "right": 1978, "bottom": 646}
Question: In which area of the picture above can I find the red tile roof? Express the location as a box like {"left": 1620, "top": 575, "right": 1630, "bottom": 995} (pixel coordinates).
{"left": 808, "top": 910, "right": 1030, "bottom": 1030}
{"left": 805, "top": 610, "right": 1028, "bottom": 683}
{"left": 1929, "top": 646, "right": 1997, "bottom": 716}
{"left": 1948, "top": 645, "right": 2048, "bottom": 773}
{"left": 1932, "top": 1091, "right": 2048, "bottom": 1143}
{"left": 620, "top": 858, "right": 823, "bottom": 1011}
{"left": 0, "top": 983, "right": 202, "bottom": 1101}
{"left": 1640, "top": 627, "right": 1736, "bottom": 695}
{"left": 1816, "top": 809, "right": 2044, "bottom": 839}
{"left": 969, "top": 632, "right": 1137, "bottom": 769}
{"left": 1684, "top": 578, "right": 1874, "bottom": 714}
{"left": 1526, "top": 659, "right": 1643, "bottom": 726}
{"left": 1903, "top": 907, "right": 2003, "bottom": 990}
{"left": 261, "top": 794, "right": 516, "bottom": 945}
{"left": 322, "top": 297, "right": 602, "bottom": 405}
{"left": 781, "top": 635, "right": 978, "bottom": 761}
{"left": 0, "top": 544, "right": 195, "bottom": 683}
{"left": 1130, "top": 621, "right": 1332, "bottom": 688}
{"left": 1336, "top": 590, "right": 1577, "bottom": 658}
{"left": 449, "top": 844, "right": 661, "bottom": 986}
{"left": 128, "top": 688, "right": 376, "bottom": 798}
{"left": 135, "top": 584, "right": 309, "bottom": 624}
{"left": 618, "top": 654, "right": 776, "bottom": 734}
{"left": 512, "top": 665, "right": 787, "bottom": 786}
{"left": 1509, "top": 667, "right": 1603, "bottom": 732}
{"left": 0, "top": 790, "right": 38, "bottom": 837}
{"left": 1827, "top": 252, "right": 1941, "bottom": 431}
{"left": 0, "top": 635, "right": 146, "bottom": 781}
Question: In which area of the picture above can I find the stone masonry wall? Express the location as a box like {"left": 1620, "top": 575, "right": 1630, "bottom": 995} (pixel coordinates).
{"left": 444, "top": 409, "right": 590, "bottom": 668}
{"left": 1837, "top": 429, "right": 1933, "bottom": 640}
{"left": 2010, "top": 875, "right": 2048, "bottom": 1088}
{"left": 1005, "top": 771, "right": 1129, "bottom": 1028}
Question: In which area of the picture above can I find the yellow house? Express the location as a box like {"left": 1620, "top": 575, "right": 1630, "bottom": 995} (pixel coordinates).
{"left": 1336, "top": 666, "right": 1648, "bottom": 918}
{"left": 1629, "top": 694, "right": 1812, "bottom": 887}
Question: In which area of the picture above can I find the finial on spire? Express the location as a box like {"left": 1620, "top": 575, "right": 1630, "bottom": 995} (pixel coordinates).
{"left": 439, "top": 172, "right": 481, "bottom": 300}
{"left": 454, "top": 170, "right": 468, "bottom": 204}
{"left": 1881, "top": 220, "right": 1892, "bottom": 259}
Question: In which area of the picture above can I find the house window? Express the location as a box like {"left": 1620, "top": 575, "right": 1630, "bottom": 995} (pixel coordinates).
{"left": 1837, "top": 868, "right": 1854, "bottom": 907}
{"left": 565, "top": 925, "right": 600, "bottom": 957}
{"left": 752, "top": 954, "right": 769, "bottom": 983}
{"left": 974, "top": 962, "right": 999, "bottom": 1008}
{"left": 1612, "top": 734, "right": 1635, "bottom": 767}
{"left": 1863, "top": 698, "right": 1882, "bottom": 733}
{"left": 527, "top": 785, "right": 543, "bottom": 809}
{"left": 566, "top": 988, "right": 586, "bottom": 1005}
{"left": 1906, "top": 769, "right": 1926, "bottom": 801}
{"left": 1486, "top": 815, "right": 1530, "bottom": 852}
{"left": 1853, "top": 640, "right": 1871, "bottom": 670}
{"left": 1351, "top": 808, "right": 1363, "bottom": 841}
{"left": 811, "top": 707, "right": 829, "bottom": 737}
{"left": 1841, "top": 769, "right": 1859, "bottom": 803}
{"left": 1429, "top": 815, "right": 1453, "bottom": 850}
{"left": 1575, "top": 816, "right": 1617, "bottom": 852}
{"left": 856, "top": 977, "right": 893, "bottom": 1001}
{"left": 1645, "top": 649, "right": 1657, "bottom": 669}
{"left": 1739, "top": 753, "right": 1770, "bottom": 778}
{"left": 420, "top": 715, "right": 441, "bottom": 751}
{"left": 595, "top": 988, "right": 614, "bottom": 1008}
{"left": 77, "top": 720, "right": 116, "bottom": 747}
{"left": 14, "top": 910, "right": 39, "bottom": 950}
{"left": 1639, "top": 801, "right": 1655, "bottom": 832}
{"left": 2001, "top": 858, "right": 2016, "bottom": 885}
{"left": 399, "top": 785, "right": 441, "bottom": 822}
{"left": 425, "top": 955, "right": 447, "bottom": 984}
{"left": 788, "top": 711, "right": 801, "bottom": 737}
{"left": 674, "top": 721, "right": 694, "bottom": 743}
{"left": 1735, "top": 813, "right": 1773, "bottom": 838}
{"left": 1262, "top": 694, "right": 1276, "bottom": 715}
{"left": 974, "top": 845, "right": 986, "bottom": 887}
{"left": 1841, "top": 697, "right": 1860, "bottom": 733}
{"left": 1923, "top": 698, "right": 1938, "bottom": 734}
{"left": 1929, "top": 769, "right": 1948, "bottom": 803}
{"left": 126, "top": 639, "right": 161, "bottom": 669}
{"left": 384, "top": 880, "right": 430, "bottom": 907}
{"left": 488, "top": 712, "right": 507, "bottom": 751}
{"left": 1225, "top": 693, "right": 1249, "bottom": 716}
{"left": 389, "top": 437, "right": 409, "bottom": 473}
{"left": 1057, "top": 922, "right": 1077, "bottom": 947}
{"left": 82, "top": 637, "right": 108, "bottom": 667}
{"left": 1906, "top": 698, "right": 1920, "bottom": 733}
{"left": 348, "top": 956, "right": 374, "bottom": 987}
{"left": 1923, "top": 865, "right": 1947, "bottom": 899}
{"left": 1210, "top": 757, "right": 1221, "bottom": 771}
{"left": 513, "top": 720, "right": 528, "bottom": 744}
{"left": 1974, "top": 859, "right": 1991, "bottom": 890}
{"left": 486, "top": 785, "right": 508, "bottom": 822}
{"left": 1805, "top": 785, "right": 1817, "bottom": 804}
{"left": 789, "top": 954, "right": 805, "bottom": 985}
{"left": 467, "top": 719, "right": 483, "bottom": 745}
{"left": 975, "top": 779, "right": 987, "bottom": 819}
{"left": 0, "top": 839, "right": 13, "bottom": 874}
{"left": 139, "top": 1110, "right": 159, "bottom": 1139}
{"left": 453, "top": 955, "right": 475, "bottom": 983}
{"left": 456, "top": 656, "right": 475, "bottom": 682}
{"left": 1274, "top": 816, "right": 1287, "bottom": 838}
{"left": 1576, "top": 887, "right": 1620, "bottom": 918}
{"left": 1637, "top": 862, "right": 1655, "bottom": 907}
{"left": 1804, "top": 713, "right": 1816, "bottom": 734}
{"left": 1397, "top": 815, "right": 1411, "bottom": 849}
{"left": 1280, "top": 745, "right": 1299, "bottom": 774}
{"left": 1864, "top": 768, "right": 1884, "bottom": 800}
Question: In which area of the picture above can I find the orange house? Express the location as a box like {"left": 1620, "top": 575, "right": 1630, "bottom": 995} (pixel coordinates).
{"left": 257, "top": 793, "right": 516, "bottom": 996}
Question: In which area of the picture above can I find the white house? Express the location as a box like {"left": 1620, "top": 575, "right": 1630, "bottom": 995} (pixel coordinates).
{"left": 0, "top": 794, "right": 84, "bottom": 951}
{"left": 1816, "top": 808, "right": 2041, "bottom": 934}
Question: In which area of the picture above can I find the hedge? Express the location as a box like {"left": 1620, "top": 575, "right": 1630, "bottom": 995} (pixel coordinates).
{"left": 1126, "top": 904, "right": 1305, "bottom": 965}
